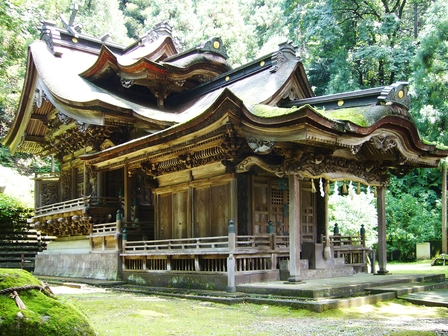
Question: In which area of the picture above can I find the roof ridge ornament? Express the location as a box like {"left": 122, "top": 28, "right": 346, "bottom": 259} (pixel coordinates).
{"left": 60, "top": 2, "right": 82, "bottom": 38}
{"left": 270, "top": 42, "right": 296, "bottom": 73}
{"left": 199, "top": 37, "right": 229, "bottom": 59}
{"left": 377, "top": 82, "right": 411, "bottom": 110}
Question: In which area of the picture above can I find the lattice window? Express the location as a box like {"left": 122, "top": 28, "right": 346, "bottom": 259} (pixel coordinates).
{"left": 171, "top": 258, "right": 195, "bottom": 271}
{"left": 236, "top": 256, "right": 272, "bottom": 271}
{"left": 125, "top": 258, "right": 144, "bottom": 270}
{"left": 146, "top": 258, "right": 167, "bottom": 271}
{"left": 199, "top": 257, "right": 227, "bottom": 272}
{"left": 271, "top": 187, "right": 284, "bottom": 205}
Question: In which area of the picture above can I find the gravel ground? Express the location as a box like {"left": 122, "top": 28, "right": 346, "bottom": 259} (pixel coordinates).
{"left": 248, "top": 316, "right": 448, "bottom": 335}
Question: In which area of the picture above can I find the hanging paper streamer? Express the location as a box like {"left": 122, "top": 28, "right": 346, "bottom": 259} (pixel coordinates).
{"left": 319, "top": 178, "right": 325, "bottom": 197}
{"left": 349, "top": 181, "right": 355, "bottom": 200}
{"left": 357, "top": 182, "right": 361, "bottom": 195}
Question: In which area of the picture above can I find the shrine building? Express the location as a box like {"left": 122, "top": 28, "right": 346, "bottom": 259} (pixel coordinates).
{"left": 2, "top": 18, "right": 447, "bottom": 291}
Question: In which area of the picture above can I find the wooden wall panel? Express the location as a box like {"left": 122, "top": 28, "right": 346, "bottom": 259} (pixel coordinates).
{"left": 194, "top": 187, "right": 211, "bottom": 237}
{"left": 210, "top": 184, "right": 230, "bottom": 236}
{"left": 172, "top": 191, "right": 188, "bottom": 239}
{"left": 158, "top": 194, "right": 172, "bottom": 240}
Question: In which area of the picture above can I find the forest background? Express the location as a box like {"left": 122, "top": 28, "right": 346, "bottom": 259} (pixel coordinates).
{"left": 0, "top": 0, "right": 447, "bottom": 261}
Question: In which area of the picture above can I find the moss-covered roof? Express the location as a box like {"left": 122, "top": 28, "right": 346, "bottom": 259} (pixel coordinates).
{"left": 251, "top": 103, "right": 397, "bottom": 128}
{"left": 320, "top": 105, "right": 393, "bottom": 128}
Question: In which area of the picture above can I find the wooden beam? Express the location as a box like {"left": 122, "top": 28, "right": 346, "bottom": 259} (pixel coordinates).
{"left": 24, "top": 135, "right": 45, "bottom": 143}
{"left": 30, "top": 114, "right": 48, "bottom": 122}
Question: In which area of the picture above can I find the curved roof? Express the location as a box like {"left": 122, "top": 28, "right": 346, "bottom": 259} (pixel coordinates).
{"left": 3, "top": 20, "right": 447, "bottom": 182}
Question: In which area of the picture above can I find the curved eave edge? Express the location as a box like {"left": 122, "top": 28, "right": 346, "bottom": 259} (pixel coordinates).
{"left": 79, "top": 88, "right": 244, "bottom": 164}
{"left": 1, "top": 49, "right": 37, "bottom": 154}
{"left": 244, "top": 103, "right": 448, "bottom": 158}
{"left": 79, "top": 46, "right": 119, "bottom": 79}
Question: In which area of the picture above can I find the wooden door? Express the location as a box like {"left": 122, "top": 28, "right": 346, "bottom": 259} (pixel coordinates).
{"left": 158, "top": 193, "right": 172, "bottom": 240}
{"left": 301, "top": 181, "right": 316, "bottom": 243}
{"left": 210, "top": 184, "right": 229, "bottom": 236}
{"left": 194, "top": 187, "right": 211, "bottom": 237}
{"left": 253, "top": 177, "right": 269, "bottom": 234}
{"left": 172, "top": 191, "right": 188, "bottom": 239}
{"left": 253, "top": 177, "right": 289, "bottom": 235}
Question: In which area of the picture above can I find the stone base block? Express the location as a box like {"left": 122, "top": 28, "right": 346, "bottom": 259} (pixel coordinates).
{"left": 35, "top": 252, "right": 121, "bottom": 280}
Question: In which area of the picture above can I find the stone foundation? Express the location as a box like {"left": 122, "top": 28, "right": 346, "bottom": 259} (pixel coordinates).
{"left": 35, "top": 252, "right": 121, "bottom": 280}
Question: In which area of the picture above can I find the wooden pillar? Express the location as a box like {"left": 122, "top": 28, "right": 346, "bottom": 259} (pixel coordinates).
{"left": 442, "top": 163, "right": 447, "bottom": 254}
{"left": 323, "top": 180, "right": 331, "bottom": 259}
{"left": 123, "top": 166, "right": 132, "bottom": 223}
{"left": 288, "top": 175, "right": 302, "bottom": 282}
{"left": 376, "top": 185, "right": 389, "bottom": 275}
{"left": 188, "top": 187, "right": 193, "bottom": 238}
{"left": 230, "top": 176, "right": 238, "bottom": 233}
{"left": 227, "top": 220, "right": 236, "bottom": 292}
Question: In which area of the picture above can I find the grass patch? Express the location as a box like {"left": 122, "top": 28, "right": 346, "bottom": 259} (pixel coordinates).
{"left": 387, "top": 260, "right": 448, "bottom": 277}
{"left": 57, "top": 288, "right": 448, "bottom": 335}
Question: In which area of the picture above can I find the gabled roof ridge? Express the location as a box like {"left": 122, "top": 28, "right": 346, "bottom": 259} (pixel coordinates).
{"left": 164, "top": 36, "right": 229, "bottom": 62}
{"left": 166, "top": 43, "right": 302, "bottom": 106}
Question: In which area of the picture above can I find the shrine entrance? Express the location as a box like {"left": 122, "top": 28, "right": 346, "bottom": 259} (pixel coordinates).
{"left": 252, "top": 176, "right": 316, "bottom": 243}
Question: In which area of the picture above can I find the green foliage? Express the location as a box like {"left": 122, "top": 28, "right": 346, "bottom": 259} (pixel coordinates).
{"left": 385, "top": 171, "right": 442, "bottom": 261}
{"left": 411, "top": 0, "right": 448, "bottom": 144}
{"left": 0, "top": 0, "right": 41, "bottom": 138}
{"left": 284, "top": 0, "right": 420, "bottom": 94}
{"left": 328, "top": 182, "right": 378, "bottom": 248}
{"left": 0, "top": 193, "right": 32, "bottom": 231}
{"left": 0, "top": 269, "right": 95, "bottom": 336}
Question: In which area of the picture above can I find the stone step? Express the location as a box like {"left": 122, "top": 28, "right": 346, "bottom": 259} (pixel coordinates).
{"left": 366, "top": 280, "right": 448, "bottom": 297}
{"left": 299, "top": 266, "right": 355, "bottom": 280}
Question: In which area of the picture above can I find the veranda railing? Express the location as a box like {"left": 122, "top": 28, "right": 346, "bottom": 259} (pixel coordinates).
{"left": 34, "top": 196, "right": 121, "bottom": 217}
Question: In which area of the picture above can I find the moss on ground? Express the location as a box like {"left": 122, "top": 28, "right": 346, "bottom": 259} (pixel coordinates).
{"left": 0, "top": 268, "right": 95, "bottom": 336}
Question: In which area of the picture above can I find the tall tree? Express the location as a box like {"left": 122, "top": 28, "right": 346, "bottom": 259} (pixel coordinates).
{"left": 284, "top": 0, "right": 421, "bottom": 95}
{"left": 412, "top": 0, "right": 448, "bottom": 145}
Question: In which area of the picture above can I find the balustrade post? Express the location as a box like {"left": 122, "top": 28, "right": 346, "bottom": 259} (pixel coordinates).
{"left": 360, "top": 224, "right": 366, "bottom": 247}
{"left": 268, "top": 220, "right": 275, "bottom": 250}
{"left": 116, "top": 210, "right": 123, "bottom": 251}
{"left": 122, "top": 229, "right": 127, "bottom": 253}
{"left": 227, "top": 219, "right": 236, "bottom": 292}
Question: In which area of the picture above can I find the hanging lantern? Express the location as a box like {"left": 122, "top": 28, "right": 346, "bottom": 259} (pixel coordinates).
{"left": 325, "top": 180, "right": 331, "bottom": 194}
{"left": 373, "top": 186, "right": 377, "bottom": 197}
{"left": 342, "top": 180, "right": 348, "bottom": 195}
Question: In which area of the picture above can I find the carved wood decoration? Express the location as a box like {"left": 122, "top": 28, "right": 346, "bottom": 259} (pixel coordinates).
{"left": 61, "top": 170, "right": 72, "bottom": 201}
{"left": 42, "top": 112, "right": 131, "bottom": 159}
{"left": 36, "top": 212, "right": 92, "bottom": 237}
{"left": 133, "top": 123, "right": 243, "bottom": 178}
{"left": 40, "top": 182, "right": 58, "bottom": 206}
{"left": 236, "top": 152, "right": 390, "bottom": 186}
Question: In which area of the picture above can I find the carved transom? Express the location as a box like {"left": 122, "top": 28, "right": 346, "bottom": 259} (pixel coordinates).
{"left": 236, "top": 152, "right": 390, "bottom": 185}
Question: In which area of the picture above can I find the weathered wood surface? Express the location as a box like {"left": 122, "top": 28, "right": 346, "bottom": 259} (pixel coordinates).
{"left": 34, "top": 196, "right": 121, "bottom": 217}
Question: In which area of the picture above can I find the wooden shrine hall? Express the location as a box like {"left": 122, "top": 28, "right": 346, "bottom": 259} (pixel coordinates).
{"left": 2, "top": 16, "right": 448, "bottom": 291}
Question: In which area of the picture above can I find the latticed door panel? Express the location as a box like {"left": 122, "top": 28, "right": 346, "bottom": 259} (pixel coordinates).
{"left": 271, "top": 187, "right": 289, "bottom": 236}
{"left": 254, "top": 178, "right": 269, "bottom": 234}
{"left": 253, "top": 177, "right": 289, "bottom": 235}
{"left": 301, "top": 186, "right": 315, "bottom": 243}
